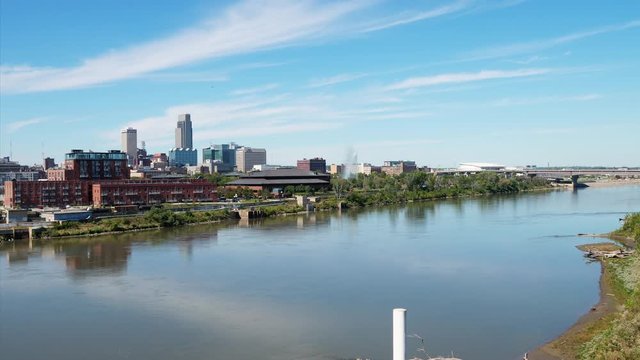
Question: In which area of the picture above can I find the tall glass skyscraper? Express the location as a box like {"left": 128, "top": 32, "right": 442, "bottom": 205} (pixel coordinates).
{"left": 120, "top": 127, "right": 137, "bottom": 167}
{"left": 175, "top": 114, "right": 193, "bottom": 149}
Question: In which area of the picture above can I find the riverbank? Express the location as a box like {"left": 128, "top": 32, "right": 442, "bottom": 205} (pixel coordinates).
{"left": 583, "top": 178, "right": 640, "bottom": 188}
{"left": 530, "top": 213, "right": 640, "bottom": 360}
{"left": 35, "top": 204, "right": 305, "bottom": 240}
{"left": 529, "top": 246, "right": 624, "bottom": 360}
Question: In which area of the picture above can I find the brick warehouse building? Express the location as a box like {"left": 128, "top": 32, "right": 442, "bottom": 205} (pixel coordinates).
{"left": 4, "top": 150, "right": 217, "bottom": 209}
{"left": 4, "top": 179, "right": 217, "bottom": 209}
{"left": 4, "top": 180, "right": 95, "bottom": 208}
{"left": 92, "top": 179, "right": 217, "bottom": 207}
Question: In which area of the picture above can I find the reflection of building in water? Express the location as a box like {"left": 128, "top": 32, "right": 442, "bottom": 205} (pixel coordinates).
{"left": 4, "top": 246, "right": 44, "bottom": 265}
{"left": 296, "top": 214, "right": 317, "bottom": 229}
{"left": 58, "top": 242, "right": 131, "bottom": 277}
{"left": 6, "top": 249, "right": 29, "bottom": 264}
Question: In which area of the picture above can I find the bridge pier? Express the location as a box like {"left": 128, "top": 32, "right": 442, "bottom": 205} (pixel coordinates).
{"left": 571, "top": 175, "right": 579, "bottom": 188}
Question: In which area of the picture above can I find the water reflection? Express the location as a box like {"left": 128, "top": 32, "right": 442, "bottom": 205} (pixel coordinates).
{"left": 3, "top": 244, "right": 42, "bottom": 265}
{"left": 405, "top": 201, "right": 436, "bottom": 221}
{"left": 58, "top": 241, "right": 131, "bottom": 278}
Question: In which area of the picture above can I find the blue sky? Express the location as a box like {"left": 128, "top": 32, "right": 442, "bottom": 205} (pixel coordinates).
{"left": 1, "top": 0, "right": 639, "bottom": 167}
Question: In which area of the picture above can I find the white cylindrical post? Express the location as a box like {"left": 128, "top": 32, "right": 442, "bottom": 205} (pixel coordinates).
{"left": 393, "top": 308, "right": 407, "bottom": 360}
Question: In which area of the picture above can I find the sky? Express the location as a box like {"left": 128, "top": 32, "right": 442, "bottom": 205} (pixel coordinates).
{"left": 1, "top": 0, "right": 639, "bottom": 168}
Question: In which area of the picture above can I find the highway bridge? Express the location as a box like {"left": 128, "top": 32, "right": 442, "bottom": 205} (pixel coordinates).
{"left": 435, "top": 168, "right": 640, "bottom": 187}
{"left": 521, "top": 169, "right": 640, "bottom": 187}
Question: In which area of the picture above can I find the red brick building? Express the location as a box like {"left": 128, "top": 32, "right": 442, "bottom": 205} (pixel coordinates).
{"left": 92, "top": 179, "right": 217, "bottom": 207}
{"left": 3, "top": 180, "right": 94, "bottom": 209}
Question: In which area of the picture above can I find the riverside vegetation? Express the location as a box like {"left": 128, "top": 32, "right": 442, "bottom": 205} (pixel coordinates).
{"left": 579, "top": 213, "right": 640, "bottom": 360}
{"left": 41, "top": 172, "right": 550, "bottom": 238}
{"left": 316, "top": 171, "right": 550, "bottom": 210}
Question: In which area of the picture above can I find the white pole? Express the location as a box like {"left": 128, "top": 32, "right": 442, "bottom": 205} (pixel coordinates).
{"left": 393, "top": 308, "right": 407, "bottom": 360}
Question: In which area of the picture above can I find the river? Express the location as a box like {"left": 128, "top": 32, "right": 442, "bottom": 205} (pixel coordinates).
{"left": 1, "top": 185, "right": 639, "bottom": 360}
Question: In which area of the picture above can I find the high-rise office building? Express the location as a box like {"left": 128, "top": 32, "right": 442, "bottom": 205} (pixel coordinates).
{"left": 121, "top": 127, "right": 137, "bottom": 167}
{"left": 297, "top": 158, "right": 327, "bottom": 173}
{"left": 235, "top": 147, "right": 266, "bottom": 172}
{"left": 202, "top": 143, "right": 238, "bottom": 166}
{"left": 175, "top": 114, "right": 193, "bottom": 149}
{"left": 43, "top": 157, "right": 56, "bottom": 170}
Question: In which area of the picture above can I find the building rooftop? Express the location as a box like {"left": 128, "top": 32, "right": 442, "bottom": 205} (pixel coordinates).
{"left": 228, "top": 178, "right": 330, "bottom": 186}
{"left": 65, "top": 150, "right": 127, "bottom": 160}
{"left": 240, "top": 169, "right": 330, "bottom": 178}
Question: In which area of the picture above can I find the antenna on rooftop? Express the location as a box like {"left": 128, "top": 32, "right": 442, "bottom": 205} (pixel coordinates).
{"left": 142, "top": 140, "right": 146, "bottom": 150}
{"left": 9, "top": 138, "right": 12, "bottom": 159}
{"left": 41, "top": 141, "right": 45, "bottom": 160}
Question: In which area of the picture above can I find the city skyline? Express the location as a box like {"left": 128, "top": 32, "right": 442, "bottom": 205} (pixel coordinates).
{"left": 1, "top": 0, "right": 639, "bottom": 167}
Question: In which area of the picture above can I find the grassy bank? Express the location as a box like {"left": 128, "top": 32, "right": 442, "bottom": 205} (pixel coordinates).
{"left": 578, "top": 213, "right": 640, "bottom": 359}
{"left": 42, "top": 204, "right": 304, "bottom": 238}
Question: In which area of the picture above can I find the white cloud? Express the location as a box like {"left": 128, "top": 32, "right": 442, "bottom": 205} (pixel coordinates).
{"left": 1, "top": 0, "right": 474, "bottom": 94}
{"left": 386, "top": 68, "right": 550, "bottom": 90}
{"left": 359, "top": 0, "right": 470, "bottom": 32}
{"left": 1, "top": 0, "right": 368, "bottom": 94}
{"left": 489, "top": 94, "right": 602, "bottom": 107}
{"left": 508, "top": 55, "right": 548, "bottom": 65}
{"left": 464, "top": 19, "right": 640, "bottom": 61}
{"left": 307, "top": 73, "right": 367, "bottom": 88}
{"left": 141, "top": 71, "right": 229, "bottom": 83}
{"left": 6, "top": 117, "right": 47, "bottom": 133}
{"left": 231, "top": 83, "right": 280, "bottom": 96}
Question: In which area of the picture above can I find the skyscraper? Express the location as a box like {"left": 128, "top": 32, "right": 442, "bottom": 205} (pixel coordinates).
{"left": 175, "top": 114, "right": 193, "bottom": 149}
{"left": 120, "top": 127, "right": 137, "bottom": 167}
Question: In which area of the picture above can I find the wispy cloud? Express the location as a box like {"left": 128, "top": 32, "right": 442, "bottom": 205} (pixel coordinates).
{"left": 386, "top": 68, "right": 550, "bottom": 90}
{"left": 508, "top": 55, "right": 548, "bottom": 65}
{"left": 307, "top": 73, "right": 367, "bottom": 88}
{"left": 231, "top": 83, "right": 280, "bottom": 96}
{"left": 489, "top": 94, "right": 602, "bottom": 107}
{"left": 6, "top": 117, "right": 47, "bottom": 133}
{"left": 141, "top": 71, "right": 228, "bottom": 83}
{"left": 1, "top": 0, "right": 367, "bottom": 94}
{"left": 465, "top": 19, "right": 640, "bottom": 61}
{"left": 1, "top": 0, "right": 475, "bottom": 94}
{"left": 359, "top": 0, "right": 470, "bottom": 33}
